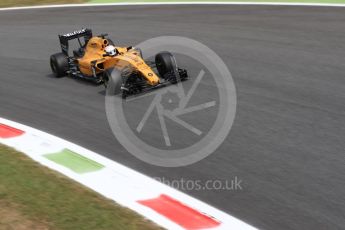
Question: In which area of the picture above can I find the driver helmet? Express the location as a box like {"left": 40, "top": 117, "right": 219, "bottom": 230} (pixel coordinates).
{"left": 105, "top": 45, "right": 117, "bottom": 56}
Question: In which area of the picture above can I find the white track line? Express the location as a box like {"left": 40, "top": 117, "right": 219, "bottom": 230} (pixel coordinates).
{"left": 0, "top": 2, "right": 345, "bottom": 11}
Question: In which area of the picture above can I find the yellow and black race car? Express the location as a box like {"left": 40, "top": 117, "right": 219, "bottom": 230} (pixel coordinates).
{"left": 50, "top": 28, "right": 188, "bottom": 98}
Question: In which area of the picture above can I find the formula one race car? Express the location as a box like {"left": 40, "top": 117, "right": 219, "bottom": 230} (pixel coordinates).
{"left": 50, "top": 28, "right": 188, "bottom": 98}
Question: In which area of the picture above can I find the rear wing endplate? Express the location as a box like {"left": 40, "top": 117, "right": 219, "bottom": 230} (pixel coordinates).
{"left": 58, "top": 28, "right": 93, "bottom": 55}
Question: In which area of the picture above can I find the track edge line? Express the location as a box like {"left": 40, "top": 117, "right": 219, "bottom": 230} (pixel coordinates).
{"left": 1, "top": 1, "right": 345, "bottom": 11}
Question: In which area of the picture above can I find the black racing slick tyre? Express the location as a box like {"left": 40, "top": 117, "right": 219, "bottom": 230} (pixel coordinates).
{"left": 105, "top": 68, "right": 122, "bottom": 96}
{"left": 155, "top": 51, "right": 178, "bottom": 80}
{"left": 50, "top": 53, "right": 68, "bottom": 78}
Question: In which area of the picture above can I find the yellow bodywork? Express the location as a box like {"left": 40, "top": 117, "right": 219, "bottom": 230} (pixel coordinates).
{"left": 77, "top": 37, "right": 160, "bottom": 86}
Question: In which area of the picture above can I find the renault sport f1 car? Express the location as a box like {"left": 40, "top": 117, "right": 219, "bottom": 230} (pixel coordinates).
{"left": 50, "top": 28, "right": 188, "bottom": 98}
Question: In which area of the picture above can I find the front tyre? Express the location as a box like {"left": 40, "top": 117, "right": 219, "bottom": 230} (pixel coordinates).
{"left": 104, "top": 68, "right": 123, "bottom": 96}
{"left": 155, "top": 51, "right": 178, "bottom": 81}
{"left": 50, "top": 53, "right": 68, "bottom": 78}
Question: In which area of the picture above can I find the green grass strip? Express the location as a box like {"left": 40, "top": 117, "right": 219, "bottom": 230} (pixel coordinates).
{"left": 0, "top": 144, "right": 160, "bottom": 230}
{"left": 44, "top": 148, "right": 104, "bottom": 174}
{"left": 0, "top": 0, "right": 84, "bottom": 8}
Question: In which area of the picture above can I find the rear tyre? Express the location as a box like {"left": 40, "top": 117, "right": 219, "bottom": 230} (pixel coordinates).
{"left": 155, "top": 51, "right": 178, "bottom": 81}
{"left": 50, "top": 53, "right": 68, "bottom": 78}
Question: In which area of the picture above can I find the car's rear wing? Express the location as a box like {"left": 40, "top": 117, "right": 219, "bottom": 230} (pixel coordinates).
{"left": 58, "top": 28, "right": 93, "bottom": 55}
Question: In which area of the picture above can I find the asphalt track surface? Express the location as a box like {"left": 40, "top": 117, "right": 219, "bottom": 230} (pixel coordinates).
{"left": 1, "top": 5, "right": 345, "bottom": 230}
